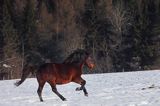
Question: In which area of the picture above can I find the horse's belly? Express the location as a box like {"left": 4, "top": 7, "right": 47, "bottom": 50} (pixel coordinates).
{"left": 56, "top": 78, "right": 71, "bottom": 85}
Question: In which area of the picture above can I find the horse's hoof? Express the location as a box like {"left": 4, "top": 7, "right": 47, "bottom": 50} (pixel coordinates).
{"left": 75, "top": 87, "right": 81, "bottom": 91}
{"left": 62, "top": 98, "right": 67, "bottom": 101}
{"left": 85, "top": 94, "right": 88, "bottom": 97}
{"left": 40, "top": 99, "right": 44, "bottom": 102}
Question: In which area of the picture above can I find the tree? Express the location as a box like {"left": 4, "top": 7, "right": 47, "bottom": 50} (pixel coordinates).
{"left": 107, "top": 1, "right": 131, "bottom": 71}
{"left": 1, "top": 0, "right": 21, "bottom": 79}
{"left": 55, "top": 0, "right": 85, "bottom": 58}
{"left": 118, "top": 0, "right": 159, "bottom": 71}
{"left": 0, "top": 0, "right": 4, "bottom": 63}
{"left": 150, "top": 0, "right": 160, "bottom": 69}
{"left": 21, "top": 0, "right": 40, "bottom": 66}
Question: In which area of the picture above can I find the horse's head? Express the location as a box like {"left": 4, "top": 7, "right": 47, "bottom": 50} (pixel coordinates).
{"left": 85, "top": 55, "right": 95, "bottom": 70}
{"left": 63, "top": 49, "right": 95, "bottom": 70}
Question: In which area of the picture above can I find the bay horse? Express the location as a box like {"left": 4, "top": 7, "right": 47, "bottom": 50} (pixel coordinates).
{"left": 15, "top": 49, "right": 95, "bottom": 101}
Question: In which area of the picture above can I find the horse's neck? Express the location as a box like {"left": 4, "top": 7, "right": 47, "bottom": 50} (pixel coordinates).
{"left": 70, "top": 62, "right": 84, "bottom": 72}
{"left": 76, "top": 63, "right": 84, "bottom": 74}
{"left": 79, "top": 63, "right": 84, "bottom": 70}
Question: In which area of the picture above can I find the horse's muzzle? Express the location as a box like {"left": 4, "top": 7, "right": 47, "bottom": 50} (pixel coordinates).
{"left": 89, "top": 64, "right": 95, "bottom": 70}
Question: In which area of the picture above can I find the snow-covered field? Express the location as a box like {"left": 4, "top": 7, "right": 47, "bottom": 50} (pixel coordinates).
{"left": 0, "top": 70, "right": 160, "bottom": 106}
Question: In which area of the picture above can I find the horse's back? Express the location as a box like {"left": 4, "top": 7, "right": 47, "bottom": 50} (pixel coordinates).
{"left": 36, "top": 63, "right": 67, "bottom": 79}
{"left": 36, "top": 63, "right": 55, "bottom": 81}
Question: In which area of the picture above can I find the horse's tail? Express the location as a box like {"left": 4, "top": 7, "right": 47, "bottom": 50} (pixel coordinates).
{"left": 14, "top": 66, "right": 35, "bottom": 86}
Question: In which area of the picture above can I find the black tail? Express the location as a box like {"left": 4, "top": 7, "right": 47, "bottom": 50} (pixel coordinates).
{"left": 14, "top": 66, "right": 35, "bottom": 86}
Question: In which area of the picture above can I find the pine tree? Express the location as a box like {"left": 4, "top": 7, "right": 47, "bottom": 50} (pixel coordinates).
{"left": 22, "top": 0, "right": 40, "bottom": 66}
{"left": 2, "top": 0, "right": 18, "bottom": 58}
{"left": 0, "top": 0, "right": 4, "bottom": 61}
{"left": 151, "top": 0, "right": 160, "bottom": 69}
{"left": 23, "top": 0, "right": 37, "bottom": 49}
{"left": 1, "top": 0, "right": 21, "bottom": 79}
{"left": 131, "top": 0, "right": 157, "bottom": 70}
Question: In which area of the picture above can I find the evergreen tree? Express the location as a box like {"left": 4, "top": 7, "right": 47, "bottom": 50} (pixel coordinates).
{"left": 23, "top": 0, "right": 37, "bottom": 49}
{"left": 22, "top": 0, "right": 40, "bottom": 66}
{"left": 130, "top": 0, "right": 157, "bottom": 70}
{"left": 1, "top": 0, "right": 19, "bottom": 58}
{"left": 151, "top": 0, "right": 160, "bottom": 69}
{"left": 0, "top": 0, "right": 4, "bottom": 61}
{"left": 1, "top": 0, "right": 21, "bottom": 79}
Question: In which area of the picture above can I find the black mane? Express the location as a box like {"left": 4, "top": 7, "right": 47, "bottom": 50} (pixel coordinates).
{"left": 63, "top": 49, "right": 89, "bottom": 64}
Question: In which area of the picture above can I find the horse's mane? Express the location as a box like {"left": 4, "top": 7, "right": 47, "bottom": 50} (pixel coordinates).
{"left": 63, "top": 49, "right": 89, "bottom": 64}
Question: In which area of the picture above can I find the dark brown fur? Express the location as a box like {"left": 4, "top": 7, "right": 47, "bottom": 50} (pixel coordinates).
{"left": 15, "top": 49, "right": 95, "bottom": 101}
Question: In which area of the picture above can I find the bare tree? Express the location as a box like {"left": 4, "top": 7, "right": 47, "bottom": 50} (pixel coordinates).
{"left": 107, "top": 2, "right": 129, "bottom": 45}
{"left": 96, "top": 39, "right": 113, "bottom": 72}
{"left": 105, "top": 1, "right": 131, "bottom": 71}
{"left": 56, "top": 0, "right": 86, "bottom": 57}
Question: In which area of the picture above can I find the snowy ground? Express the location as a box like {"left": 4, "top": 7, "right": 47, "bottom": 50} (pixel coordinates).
{"left": 0, "top": 70, "right": 160, "bottom": 106}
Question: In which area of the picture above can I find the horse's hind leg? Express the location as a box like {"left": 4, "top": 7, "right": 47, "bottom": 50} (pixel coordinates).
{"left": 48, "top": 82, "right": 66, "bottom": 101}
{"left": 37, "top": 81, "right": 45, "bottom": 102}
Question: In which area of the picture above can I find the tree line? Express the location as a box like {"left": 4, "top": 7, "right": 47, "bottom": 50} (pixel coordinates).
{"left": 0, "top": 0, "right": 159, "bottom": 79}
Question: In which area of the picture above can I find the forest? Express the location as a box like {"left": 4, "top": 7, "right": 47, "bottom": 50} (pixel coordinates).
{"left": 0, "top": 0, "right": 159, "bottom": 79}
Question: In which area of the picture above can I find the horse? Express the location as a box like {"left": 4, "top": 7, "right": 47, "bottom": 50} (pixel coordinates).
{"left": 15, "top": 49, "right": 95, "bottom": 101}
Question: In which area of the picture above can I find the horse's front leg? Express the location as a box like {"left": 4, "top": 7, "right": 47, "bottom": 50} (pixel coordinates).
{"left": 73, "top": 77, "right": 88, "bottom": 96}
{"left": 51, "top": 86, "right": 67, "bottom": 101}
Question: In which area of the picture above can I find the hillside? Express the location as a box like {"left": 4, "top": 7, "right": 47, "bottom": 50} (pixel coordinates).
{"left": 0, "top": 70, "right": 160, "bottom": 106}
{"left": 0, "top": 0, "right": 160, "bottom": 80}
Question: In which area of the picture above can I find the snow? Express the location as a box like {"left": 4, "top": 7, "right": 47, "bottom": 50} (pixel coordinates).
{"left": 3, "top": 64, "right": 11, "bottom": 68}
{"left": 0, "top": 70, "right": 160, "bottom": 106}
